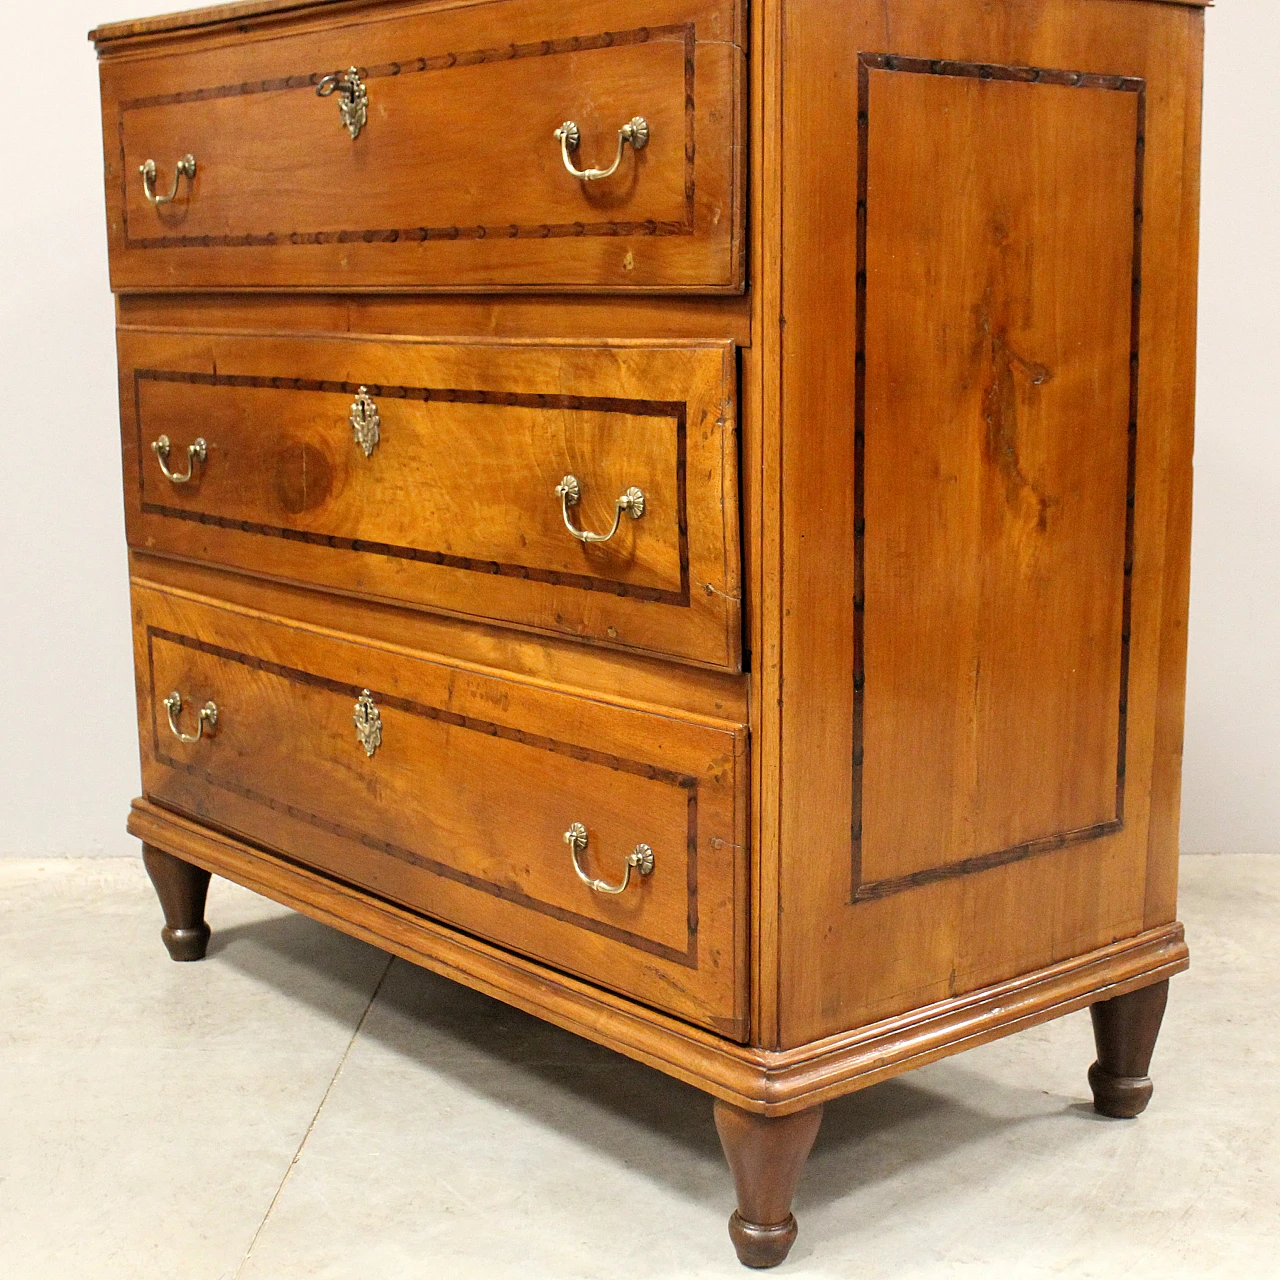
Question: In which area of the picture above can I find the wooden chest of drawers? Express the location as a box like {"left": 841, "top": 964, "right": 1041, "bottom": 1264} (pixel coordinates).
{"left": 94, "top": 0, "right": 1206, "bottom": 1265}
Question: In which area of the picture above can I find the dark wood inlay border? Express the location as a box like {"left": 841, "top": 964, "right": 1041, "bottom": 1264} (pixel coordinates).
{"left": 851, "top": 54, "right": 1145, "bottom": 903}
{"left": 147, "top": 626, "right": 701, "bottom": 967}
{"left": 119, "top": 25, "right": 697, "bottom": 250}
{"left": 134, "top": 368, "right": 692, "bottom": 608}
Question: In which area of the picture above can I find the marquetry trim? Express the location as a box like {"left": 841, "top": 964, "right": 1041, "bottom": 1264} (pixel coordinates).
{"left": 118, "top": 25, "right": 697, "bottom": 250}
{"left": 858, "top": 53, "right": 1145, "bottom": 92}
{"left": 134, "top": 368, "right": 692, "bottom": 608}
{"left": 146, "top": 626, "right": 702, "bottom": 968}
{"left": 851, "top": 54, "right": 1146, "bottom": 902}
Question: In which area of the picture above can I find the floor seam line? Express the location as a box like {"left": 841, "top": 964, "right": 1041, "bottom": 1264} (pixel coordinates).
{"left": 231, "top": 953, "right": 396, "bottom": 1279}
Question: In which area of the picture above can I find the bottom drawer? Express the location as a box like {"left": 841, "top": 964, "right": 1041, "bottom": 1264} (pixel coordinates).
{"left": 131, "top": 583, "right": 748, "bottom": 1037}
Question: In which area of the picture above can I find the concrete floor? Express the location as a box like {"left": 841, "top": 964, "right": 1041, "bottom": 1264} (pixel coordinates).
{"left": 1, "top": 855, "right": 1275, "bottom": 1279}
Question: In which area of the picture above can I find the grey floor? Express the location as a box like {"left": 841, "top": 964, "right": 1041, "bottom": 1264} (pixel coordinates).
{"left": 1, "top": 855, "right": 1276, "bottom": 1279}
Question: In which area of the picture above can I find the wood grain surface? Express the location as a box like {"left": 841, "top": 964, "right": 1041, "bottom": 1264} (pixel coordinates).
{"left": 97, "top": 0, "right": 745, "bottom": 292}
{"left": 130, "top": 553, "right": 751, "bottom": 724}
{"left": 119, "top": 329, "right": 742, "bottom": 670}
{"left": 857, "top": 58, "right": 1142, "bottom": 892}
{"left": 133, "top": 582, "right": 749, "bottom": 1035}
{"left": 115, "top": 291, "right": 754, "bottom": 345}
{"left": 768, "top": 0, "right": 1203, "bottom": 1047}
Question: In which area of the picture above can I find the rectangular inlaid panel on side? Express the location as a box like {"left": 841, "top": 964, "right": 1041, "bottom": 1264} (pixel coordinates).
{"left": 857, "top": 58, "right": 1144, "bottom": 897}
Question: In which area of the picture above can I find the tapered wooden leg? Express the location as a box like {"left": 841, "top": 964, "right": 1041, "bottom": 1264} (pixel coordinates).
{"left": 142, "top": 844, "right": 212, "bottom": 962}
{"left": 1088, "top": 979, "right": 1169, "bottom": 1118}
{"left": 714, "top": 1099, "right": 823, "bottom": 1268}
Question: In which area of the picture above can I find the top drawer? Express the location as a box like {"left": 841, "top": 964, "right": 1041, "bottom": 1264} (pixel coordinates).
{"left": 96, "top": 0, "right": 745, "bottom": 293}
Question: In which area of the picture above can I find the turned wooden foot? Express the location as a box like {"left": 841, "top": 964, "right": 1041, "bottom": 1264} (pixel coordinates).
{"left": 142, "top": 844, "right": 212, "bottom": 961}
{"left": 1088, "top": 979, "right": 1169, "bottom": 1118}
{"left": 714, "top": 1099, "right": 823, "bottom": 1268}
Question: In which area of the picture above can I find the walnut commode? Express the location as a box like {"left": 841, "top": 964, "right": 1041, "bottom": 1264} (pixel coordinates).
{"left": 92, "top": 0, "right": 1206, "bottom": 1265}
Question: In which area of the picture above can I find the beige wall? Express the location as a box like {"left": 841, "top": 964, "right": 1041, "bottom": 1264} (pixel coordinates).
{"left": 1180, "top": 0, "right": 1280, "bottom": 853}
{"left": 0, "top": 0, "right": 1274, "bottom": 855}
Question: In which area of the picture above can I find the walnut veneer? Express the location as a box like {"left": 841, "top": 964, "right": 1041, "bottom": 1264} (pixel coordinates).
{"left": 94, "top": 0, "right": 1206, "bottom": 1265}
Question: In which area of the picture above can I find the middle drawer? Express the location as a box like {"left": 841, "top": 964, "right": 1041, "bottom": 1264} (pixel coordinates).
{"left": 119, "top": 328, "right": 741, "bottom": 669}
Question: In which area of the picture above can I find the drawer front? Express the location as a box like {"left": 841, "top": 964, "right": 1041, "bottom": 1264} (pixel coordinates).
{"left": 120, "top": 328, "right": 742, "bottom": 670}
{"left": 99, "top": 0, "right": 744, "bottom": 292}
{"left": 133, "top": 584, "right": 748, "bottom": 1035}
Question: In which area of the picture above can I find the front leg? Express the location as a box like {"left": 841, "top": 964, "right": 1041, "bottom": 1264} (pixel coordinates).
{"left": 1088, "top": 979, "right": 1170, "bottom": 1118}
{"left": 714, "top": 1099, "right": 823, "bottom": 1268}
{"left": 142, "top": 844, "right": 212, "bottom": 961}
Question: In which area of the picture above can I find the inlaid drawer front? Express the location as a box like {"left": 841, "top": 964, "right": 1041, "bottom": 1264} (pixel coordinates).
{"left": 133, "top": 585, "right": 748, "bottom": 1035}
{"left": 120, "top": 328, "right": 741, "bottom": 670}
{"left": 99, "top": 0, "right": 744, "bottom": 292}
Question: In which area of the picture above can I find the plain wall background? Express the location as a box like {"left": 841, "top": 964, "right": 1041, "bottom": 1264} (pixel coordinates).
{"left": 0, "top": 0, "right": 1275, "bottom": 857}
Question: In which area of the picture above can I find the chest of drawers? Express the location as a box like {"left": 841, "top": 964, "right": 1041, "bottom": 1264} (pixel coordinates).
{"left": 94, "top": 0, "right": 1206, "bottom": 1265}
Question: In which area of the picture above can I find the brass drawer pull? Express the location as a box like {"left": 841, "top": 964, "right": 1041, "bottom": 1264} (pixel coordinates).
{"left": 151, "top": 434, "right": 207, "bottom": 485}
{"left": 163, "top": 691, "right": 218, "bottom": 744}
{"left": 555, "top": 475, "right": 645, "bottom": 544}
{"left": 554, "top": 117, "right": 649, "bottom": 182}
{"left": 350, "top": 387, "right": 380, "bottom": 458}
{"left": 317, "top": 67, "right": 368, "bottom": 140}
{"left": 564, "top": 822, "right": 654, "bottom": 896}
{"left": 139, "top": 154, "right": 196, "bottom": 205}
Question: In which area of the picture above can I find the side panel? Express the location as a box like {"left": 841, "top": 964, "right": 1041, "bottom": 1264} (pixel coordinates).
{"left": 775, "top": 0, "right": 1203, "bottom": 1046}
{"left": 859, "top": 61, "right": 1140, "bottom": 895}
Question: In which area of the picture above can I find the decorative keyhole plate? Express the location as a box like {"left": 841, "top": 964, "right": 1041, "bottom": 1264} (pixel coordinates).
{"left": 353, "top": 689, "right": 382, "bottom": 757}
{"left": 350, "top": 387, "right": 380, "bottom": 458}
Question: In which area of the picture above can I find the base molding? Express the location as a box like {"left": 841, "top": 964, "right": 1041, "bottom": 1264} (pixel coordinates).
{"left": 129, "top": 797, "right": 1189, "bottom": 1115}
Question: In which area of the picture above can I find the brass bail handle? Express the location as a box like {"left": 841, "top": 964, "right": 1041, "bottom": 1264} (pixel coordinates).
{"left": 555, "top": 475, "right": 645, "bottom": 544}
{"left": 163, "top": 691, "right": 218, "bottom": 744}
{"left": 563, "top": 823, "right": 655, "bottom": 896}
{"left": 139, "top": 154, "right": 196, "bottom": 205}
{"left": 317, "top": 67, "right": 369, "bottom": 139}
{"left": 554, "top": 117, "right": 649, "bottom": 181}
{"left": 151, "top": 434, "right": 207, "bottom": 485}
